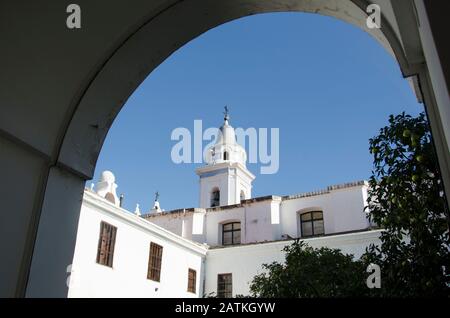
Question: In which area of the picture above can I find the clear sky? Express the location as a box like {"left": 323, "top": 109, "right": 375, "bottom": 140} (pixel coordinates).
{"left": 92, "top": 12, "right": 423, "bottom": 213}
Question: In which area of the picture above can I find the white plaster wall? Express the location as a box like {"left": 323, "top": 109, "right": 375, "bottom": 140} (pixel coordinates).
{"left": 148, "top": 213, "right": 201, "bottom": 242}
{"left": 70, "top": 187, "right": 376, "bottom": 298}
{"left": 149, "top": 200, "right": 279, "bottom": 246}
{"left": 0, "top": 137, "right": 50, "bottom": 297}
{"left": 204, "top": 230, "right": 382, "bottom": 297}
{"left": 204, "top": 208, "right": 245, "bottom": 246}
{"left": 241, "top": 200, "right": 280, "bottom": 243}
{"left": 145, "top": 212, "right": 188, "bottom": 237}
{"left": 149, "top": 185, "right": 369, "bottom": 247}
{"left": 280, "top": 185, "right": 370, "bottom": 238}
{"left": 201, "top": 201, "right": 281, "bottom": 246}
{"left": 68, "top": 194, "right": 206, "bottom": 298}
{"left": 327, "top": 186, "right": 370, "bottom": 232}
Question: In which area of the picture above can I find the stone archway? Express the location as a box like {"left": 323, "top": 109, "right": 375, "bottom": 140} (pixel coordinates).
{"left": 1, "top": 0, "right": 448, "bottom": 298}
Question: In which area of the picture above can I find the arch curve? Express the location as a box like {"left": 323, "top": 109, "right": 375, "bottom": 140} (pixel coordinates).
{"left": 57, "top": 0, "right": 408, "bottom": 179}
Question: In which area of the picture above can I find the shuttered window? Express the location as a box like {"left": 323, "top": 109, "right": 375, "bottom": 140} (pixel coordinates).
{"left": 187, "top": 268, "right": 197, "bottom": 293}
{"left": 147, "top": 242, "right": 163, "bottom": 282}
{"left": 96, "top": 221, "right": 117, "bottom": 267}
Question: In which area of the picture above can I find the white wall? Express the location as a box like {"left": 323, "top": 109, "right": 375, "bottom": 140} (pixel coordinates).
{"left": 198, "top": 164, "right": 254, "bottom": 208}
{"left": 146, "top": 211, "right": 188, "bottom": 238}
{"left": 280, "top": 184, "right": 370, "bottom": 238}
{"left": 149, "top": 199, "right": 281, "bottom": 247}
{"left": 149, "top": 183, "right": 370, "bottom": 247}
{"left": 68, "top": 191, "right": 207, "bottom": 298}
{"left": 204, "top": 230, "right": 382, "bottom": 297}
{"left": 69, "top": 185, "right": 377, "bottom": 298}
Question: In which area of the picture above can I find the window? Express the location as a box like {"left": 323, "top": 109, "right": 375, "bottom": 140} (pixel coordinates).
{"left": 217, "top": 273, "right": 232, "bottom": 298}
{"left": 223, "top": 151, "right": 229, "bottom": 160}
{"left": 211, "top": 188, "right": 220, "bottom": 207}
{"left": 187, "top": 268, "right": 197, "bottom": 293}
{"left": 96, "top": 221, "right": 117, "bottom": 267}
{"left": 147, "top": 242, "right": 163, "bottom": 282}
{"left": 222, "top": 222, "right": 241, "bottom": 246}
{"left": 300, "top": 211, "right": 324, "bottom": 237}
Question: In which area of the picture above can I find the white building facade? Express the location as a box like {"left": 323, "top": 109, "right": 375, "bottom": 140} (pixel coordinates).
{"left": 69, "top": 114, "right": 381, "bottom": 298}
{"left": 69, "top": 187, "right": 207, "bottom": 298}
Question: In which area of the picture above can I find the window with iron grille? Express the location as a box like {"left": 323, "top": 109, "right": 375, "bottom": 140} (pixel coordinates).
{"left": 147, "top": 242, "right": 163, "bottom": 282}
{"left": 222, "top": 222, "right": 241, "bottom": 246}
{"left": 96, "top": 221, "right": 117, "bottom": 267}
{"left": 187, "top": 268, "right": 197, "bottom": 293}
{"left": 300, "top": 211, "right": 324, "bottom": 237}
{"left": 217, "top": 273, "right": 232, "bottom": 298}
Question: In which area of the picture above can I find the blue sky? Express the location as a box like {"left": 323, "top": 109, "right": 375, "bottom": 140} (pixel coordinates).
{"left": 92, "top": 12, "right": 423, "bottom": 212}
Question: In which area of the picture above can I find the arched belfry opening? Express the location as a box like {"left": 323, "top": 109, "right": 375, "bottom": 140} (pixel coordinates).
{"left": 210, "top": 188, "right": 221, "bottom": 207}
{"left": 240, "top": 190, "right": 246, "bottom": 202}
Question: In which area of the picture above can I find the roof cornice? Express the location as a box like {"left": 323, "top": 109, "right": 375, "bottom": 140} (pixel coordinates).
{"left": 195, "top": 161, "right": 255, "bottom": 180}
{"left": 83, "top": 190, "right": 208, "bottom": 255}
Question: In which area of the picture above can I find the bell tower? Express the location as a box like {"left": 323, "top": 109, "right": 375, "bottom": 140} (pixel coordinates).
{"left": 196, "top": 107, "right": 255, "bottom": 208}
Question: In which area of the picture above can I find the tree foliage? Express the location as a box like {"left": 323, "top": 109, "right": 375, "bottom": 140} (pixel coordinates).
{"left": 249, "top": 241, "right": 369, "bottom": 297}
{"left": 363, "top": 112, "right": 450, "bottom": 297}
{"left": 249, "top": 112, "right": 449, "bottom": 298}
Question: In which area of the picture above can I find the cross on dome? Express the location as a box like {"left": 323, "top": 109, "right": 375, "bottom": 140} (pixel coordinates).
{"left": 223, "top": 105, "right": 230, "bottom": 123}
{"left": 203, "top": 107, "right": 248, "bottom": 166}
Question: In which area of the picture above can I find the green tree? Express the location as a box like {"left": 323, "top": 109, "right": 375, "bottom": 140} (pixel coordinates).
{"left": 363, "top": 112, "right": 450, "bottom": 297}
{"left": 249, "top": 240, "right": 370, "bottom": 297}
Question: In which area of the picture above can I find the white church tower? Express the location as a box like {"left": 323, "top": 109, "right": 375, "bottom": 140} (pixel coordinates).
{"left": 196, "top": 107, "right": 255, "bottom": 208}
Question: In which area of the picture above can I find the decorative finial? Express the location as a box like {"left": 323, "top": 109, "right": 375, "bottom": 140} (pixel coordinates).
{"left": 134, "top": 203, "right": 141, "bottom": 216}
{"left": 152, "top": 192, "right": 162, "bottom": 213}
{"left": 119, "top": 193, "right": 124, "bottom": 207}
{"left": 210, "top": 148, "right": 216, "bottom": 165}
{"left": 223, "top": 106, "right": 229, "bottom": 122}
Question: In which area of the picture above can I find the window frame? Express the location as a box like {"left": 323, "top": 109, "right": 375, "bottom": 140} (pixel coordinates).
{"left": 217, "top": 273, "right": 232, "bottom": 298}
{"left": 147, "top": 242, "right": 163, "bottom": 282}
{"left": 222, "top": 222, "right": 241, "bottom": 246}
{"left": 96, "top": 221, "right": 117, "bottom": 268}
{"left": 300, "top": 211, "right": 324, "bottom": 237}
{"left": 187, "top": 268, "right": 197, "bottom": 294}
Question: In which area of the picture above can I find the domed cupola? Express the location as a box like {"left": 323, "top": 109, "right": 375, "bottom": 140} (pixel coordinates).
{"left": 205, "top": 107, "right": 247, "bottom": 166}
{"left": 95, "top": 170, "right": 120, "bottom": 206}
